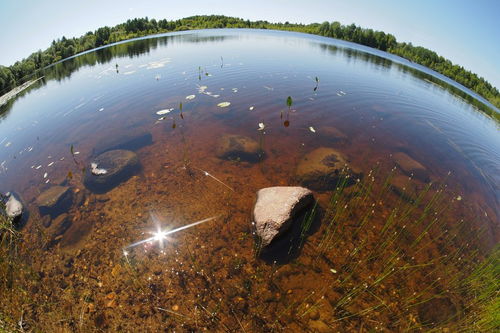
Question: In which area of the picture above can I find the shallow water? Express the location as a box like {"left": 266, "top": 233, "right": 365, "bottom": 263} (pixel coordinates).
{"left": 0, "top": 29, "right": 499, "bottom": 331}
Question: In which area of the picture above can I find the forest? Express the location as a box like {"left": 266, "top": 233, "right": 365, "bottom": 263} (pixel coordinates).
{"left": 0, "top": 15, "right": 499, "bottom": 109}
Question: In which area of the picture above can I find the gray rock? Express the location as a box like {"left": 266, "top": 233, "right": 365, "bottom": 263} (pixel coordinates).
{"left": 36, "top": 186, "right": 73, "bottom": 217}
{"left": 5, "top": 194, "right": 23, "bottom": 218}
{"left": 84, "top": 149, "right": 140, "bottom": 193}
{"left": 393, "top": 152, "right": 429, "bottom": 182}
{"left": 253, "top": 186, "right": 314, "bottom": 247}
{"left": 295, "top": 147, "right": 361, "bottom": 190}
{"left": 216, "top": 134, "right": 262, "bottom": 162}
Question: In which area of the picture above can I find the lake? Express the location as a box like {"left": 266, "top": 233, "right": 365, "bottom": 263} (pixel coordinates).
{"left": 0, "top": 29, "right": 498, "bottom": 331}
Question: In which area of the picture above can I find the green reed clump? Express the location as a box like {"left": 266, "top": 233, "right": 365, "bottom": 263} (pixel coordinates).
{"left": 446, "top": 245, "right": 499, "bottom": 332}
{"left": 271, "top": 164, "right": 493, "bottom": 331}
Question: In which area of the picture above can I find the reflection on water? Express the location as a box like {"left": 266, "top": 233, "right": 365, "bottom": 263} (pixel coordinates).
{"left": 0, "top": 29, "right": 498, "bottom": 331}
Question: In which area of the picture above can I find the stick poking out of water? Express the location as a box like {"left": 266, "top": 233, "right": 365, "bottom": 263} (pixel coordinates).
{"left": 194, "top": 167, "right": 234, "bottom": 192}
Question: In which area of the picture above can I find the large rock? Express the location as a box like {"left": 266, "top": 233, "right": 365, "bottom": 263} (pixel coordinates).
{"left": 93, "top": 131, "right": 152, "bottom": 156}
{"left": 253, "top": 186, "right": 314, "bottom": 247}
{"left": 5, "top": 194, "right": 23, "bottom": 219}
{"left": 84, "top": 149, "right": 140, "bottom": 193}
{"left": 216, "top": 134, "right": 262, "bottom": 162}
{"left": 295, "top": 148, "right": 361, "bottom": 190}
{"left": 393, "top": 152, "right": 429, "bottom": 182}
{"left": 36, "top": 186, "right": 73, "bottom": 217}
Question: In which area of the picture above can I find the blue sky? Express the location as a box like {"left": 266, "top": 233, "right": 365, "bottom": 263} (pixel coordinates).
{"left": 1, "top": 0, "right": 499, "bottom": 88}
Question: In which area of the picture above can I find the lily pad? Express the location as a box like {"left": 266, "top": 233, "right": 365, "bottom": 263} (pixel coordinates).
{"left": 156, "top": 108, "right": 173, "bottom": 115}
{"left": 217, "top": 102, "right": 231, "bottom": 108}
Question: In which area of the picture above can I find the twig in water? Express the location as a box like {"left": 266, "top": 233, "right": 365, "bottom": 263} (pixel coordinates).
{"left": 194, "top": 167, "right": 234, "bottom": 192}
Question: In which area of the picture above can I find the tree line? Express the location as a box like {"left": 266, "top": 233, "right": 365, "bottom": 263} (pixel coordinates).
{"left": 1, "top": 15, "right": 499, "bottom": 109}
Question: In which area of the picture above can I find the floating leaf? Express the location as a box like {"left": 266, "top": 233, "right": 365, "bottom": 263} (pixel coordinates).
{"left": 249, "top": 106, "right": 254, "bottom": 111}
{"left": 284, "top": 120, "right": 290, "bottom": 127}
{"left": 185, "top": 95, "right": 195, "bottom": 100}
{"left": 156, "top": 108, "right": 173, "bottom": 115}
{"left": 309, "top": 126, "right": 316, "bottom": 133}
{"left": 258, "top": 122, "right": 265, "bottom": 131}
{"left": 217, "top": 102, "right": 231, "bottom": 108}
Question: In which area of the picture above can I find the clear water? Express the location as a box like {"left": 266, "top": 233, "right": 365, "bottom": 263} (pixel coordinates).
{"left": 0, "top": 29, "right": 498, "bottom": 331}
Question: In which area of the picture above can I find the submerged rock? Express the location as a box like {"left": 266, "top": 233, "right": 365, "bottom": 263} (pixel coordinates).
{"left": 253, "top": 186, "right": 314, "bottom": 247}
{"left": 295, "top": 147, "right": 361, "bottom": 190}
{"left": 93, "top": 131, "right": 152, "bottom": 156}
{"left": 36, "top": 186, "right": 73, "bottom": 217}
{"left": 417, "top": 297, "right": 457, "bottom": 327}
{"left": 84, "top": 149, "right": 140, "bottom": 193}
{"left": 320, "top": 126, "right": 348, "bottom": 143}
{"left": 216, "top": 134, "right": 262, "bottom": 162}
{"left": 389, "top": 175, "right": 420, "bottom": 202}
{"left": 393, "top": 152, "right": 429, "bottom": 182}
{"left": 50, "top": 213, "right": 72, "bottom": 238}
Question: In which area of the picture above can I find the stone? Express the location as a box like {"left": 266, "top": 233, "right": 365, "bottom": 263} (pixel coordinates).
{"left": 295, "top": 148, "right": 361, "bottom": 191}
{"left": 253, "top": 186, "right": 314, "bottom": 247}
{"left": 417, "top": 297, "right": 457, "bottom": 327}
{"left": 84, "top": 149, "right": 140, "bottom": 193}
{"left": 41, "top": 215, "right": 52, "bottom": 228}
{"left": 389, "top": 175, "right": 420, "bottom": 202}
{"left": 216, "top": 134, "right": 262, "bottom": 162}
{"left": 308, "top": 320, "right": 331, "bottom": 333}
{"left": 36, "top": 186, "right": 73, "bottom": 217}
{"left": 5, "top": 194, "right": 23, "bottom": 219}
{"left": 320, "top": 126, "right": 348, "bottom": 143}
{"left": 393, "top": 152, "right": 429, "bottom": 182}
{"left": 93, "top": 131, "right": 152, "bottom": 156}
{"left": 50, "top": 213, "right": 72, "bottom": 238}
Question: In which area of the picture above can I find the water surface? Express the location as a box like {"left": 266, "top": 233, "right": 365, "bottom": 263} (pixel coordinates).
{"left": 0, "top": 29, "right": 498, "bottom": 331}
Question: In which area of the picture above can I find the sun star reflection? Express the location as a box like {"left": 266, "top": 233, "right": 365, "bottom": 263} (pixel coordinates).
{"left": 124, "top": 215, "right": 219, "bottom": 253}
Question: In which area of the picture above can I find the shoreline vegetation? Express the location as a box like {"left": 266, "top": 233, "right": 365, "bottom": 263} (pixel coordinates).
{"left": 0, "top": 15, "right": 499, "bottom": 112}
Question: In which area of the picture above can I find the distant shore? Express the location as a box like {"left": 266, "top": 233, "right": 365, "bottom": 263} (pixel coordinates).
{"left": 0, "top": 76, "right": 43, "bottom": 107}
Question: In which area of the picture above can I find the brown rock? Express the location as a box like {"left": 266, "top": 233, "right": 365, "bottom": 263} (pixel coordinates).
{"left": 389, "top": 175, "right": 420, "bottom": 202}
{"left": 320, "top": 126, "right": 348, "bottom": 143}
{"left": 417, "top": 297, "right": 457, "bottom": 327}
{"left": 36, "top": 186, "right": 73, "bottom": 217}
{"left": 50, "top": 213, "right": 72, "bottom": 238}
{"left": 393, "top": 152, "right": 429, "bottom": 182}
{"left": 308, "top": 320, "right": 331, "bottom": 333}
{"left": 295, "top": 147, "right": 361, "bottom": 190}
{"left": 216, "top": 134, "right": 262, "bottom": 162}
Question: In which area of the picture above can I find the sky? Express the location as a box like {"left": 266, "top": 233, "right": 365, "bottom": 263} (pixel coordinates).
{"left": 1, "top": 0, "right": 499, "bottom": 88}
